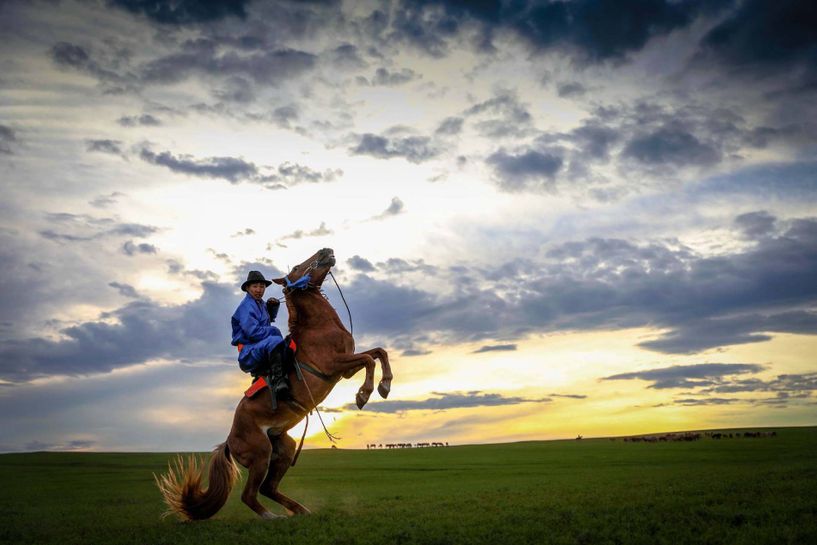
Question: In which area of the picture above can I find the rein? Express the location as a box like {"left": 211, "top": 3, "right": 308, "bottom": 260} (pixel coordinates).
{"left": 294, "top": 357, "right": 341, "bottom": 444}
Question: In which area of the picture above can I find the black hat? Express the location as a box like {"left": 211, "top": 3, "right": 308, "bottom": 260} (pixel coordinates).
{"left": 241, "top": 270, "right": 272, "bottom": 292}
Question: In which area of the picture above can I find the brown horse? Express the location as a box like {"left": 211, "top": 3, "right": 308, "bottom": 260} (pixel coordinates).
{"left": 156, "top": 248, "right": 392, "bottom": 520}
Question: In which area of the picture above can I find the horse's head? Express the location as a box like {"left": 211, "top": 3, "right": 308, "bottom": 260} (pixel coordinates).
{"left": 273, "top": 247, "right": 336, "bottom": 292}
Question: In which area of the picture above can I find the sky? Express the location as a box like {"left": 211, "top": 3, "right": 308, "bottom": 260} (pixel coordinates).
{"left": 1, "top": 0, "right": 816, "bottom": 452}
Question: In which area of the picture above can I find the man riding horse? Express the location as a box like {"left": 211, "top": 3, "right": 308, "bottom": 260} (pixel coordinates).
{"left": 231, "top": 270, "right": 289, "bottom": 398}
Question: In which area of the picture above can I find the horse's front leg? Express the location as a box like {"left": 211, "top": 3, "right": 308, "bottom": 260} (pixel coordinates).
{"left": 358, "top": 347, "right": 392, "bottom": 399}
{"left": 330, "top": 353, "right": 376, "bottom": 409}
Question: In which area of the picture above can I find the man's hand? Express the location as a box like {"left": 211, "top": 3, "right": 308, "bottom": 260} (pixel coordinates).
{"left": 266, "top": 297, "right": 281, "bottom": 323}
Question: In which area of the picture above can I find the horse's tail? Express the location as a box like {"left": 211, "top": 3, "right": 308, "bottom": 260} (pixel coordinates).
{"left": 154, "top": 442, "right": 240, "bottom": 521}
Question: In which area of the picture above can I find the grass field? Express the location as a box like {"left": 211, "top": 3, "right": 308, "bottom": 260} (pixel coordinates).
{"left": 1, "top": 427, "right": 815, "bottom": 545}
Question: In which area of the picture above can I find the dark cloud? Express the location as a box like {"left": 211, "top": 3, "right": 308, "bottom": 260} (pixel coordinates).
{"left": 0, "top": 281, "right": 238, "bottom": 382}
{"left": 280, "top": 222, "right": 332, "bottom": 241}
{"left": 638, "top": 311, "right": 817, "bottom": 354}
{"left": 569, "top": 122, "right": 620, "bottom": 161}
{"left": 122, "top": 240, "right": 157, "bottom": 256}
{"left": 347, "top": 255, "right": 376, "bottom": 272}
{"left": 549, "top": 393, "right": 588, "bottom": 399}
{"left": 271, "top": 105, "right": 299, "bottom": 128}
{"left": 372, "top": 197, "right": 404, "bottom": 219}
{"left": 473, "top": 344, "right": 517, "bottom": 353}
{"left": 38, "top": 214, "right": 157, "bottom": 243}
{"left": 351, "top": 132, "right": 441, "bottom": 163}
{"left": 330, "top": 43, "right": 368, "bottom": 69}
{"left": 140, "top": 147, "right": 258, "bottom": 182}
{"left": 388, "top": 0, "right": 730, "bottom": 63}
{"left": 89, "top": 192, "right": 126, "bottom": 208}
{"left": 118, "top": 114, "right": 161, "bottom": 127}
{"left": 342, "top": 390, "right": 551, "bottom": 413}
{"left": 463, "top": 93, "right": 532, "bottom": 138}
{"left": 50, "top": 42, "right": 123, "bottom": 84}
{"left": 734, "top": 211, "right": 776, "bottom": 239}
{"left": 698, "top": 372, "right": 817, "bottom": 395}
{"left": 22, "top": 439, "right": 97, "bottom": 452}
{"left": 674, "top": 397, "right": 740, "bottom": 406}
{"left": 487, "top": 149, "right": 564, "bottom": 191}
{"left": 86, "top": 139, "right": 123, "bottom": 155}
{"left": 108, "top": 0, "right": 250, "bottom": 25}
{"left": 262, "top": 162, "right": 342, "bottom": 187}
{"left": 435, "top": 116, "right": 464, "bottom": 136}
{"left": 694, "top": 0, "right": 817, "bottom": 89}
{"left": 556, "top": 82, "right": 586, "bottom": 98}
{"left": 622, "top": 124, "right": 721, "bottom": 167}
{"left": 140, "top": 44, "right": 316, "bottom": 86}
{"left": 337, "top": 215, "right": 817, "bottom": 353}
{"left": 108, "top": 281, "right": 139, "bottom": 298}
{"left": 603, "top": 363, "right": 766, "bottom": 389}
{"left": 231, "top": 228, "right": 255, "bottom": 237}
{"left": 0, "top": 124, "right": 17, "bottom": 154}
{"left": 400, "top": 348, "right": 432, "bottom": 357}
{"left": 367, "top": 67, "right": 419, "bottom": 86}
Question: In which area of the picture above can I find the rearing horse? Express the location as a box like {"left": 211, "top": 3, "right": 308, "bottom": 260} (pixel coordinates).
{"left": 156, "top": 248, "right": 393, "bottom": 520}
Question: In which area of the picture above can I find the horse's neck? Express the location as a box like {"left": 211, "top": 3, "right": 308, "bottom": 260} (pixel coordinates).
{"left": 287, "top": 290, "right": 344, "bottom": 338}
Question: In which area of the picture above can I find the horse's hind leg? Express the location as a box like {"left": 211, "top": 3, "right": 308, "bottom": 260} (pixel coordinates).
{"left": 261, "top": 434, "right": 310, "bottom": 515}
{"left": 237, "top": 430, "right": 282, "bottom": 519}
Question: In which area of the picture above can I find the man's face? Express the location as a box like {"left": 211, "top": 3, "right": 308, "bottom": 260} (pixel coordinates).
{"left": 247, "top": 282, "right": 266, "bottom": 300}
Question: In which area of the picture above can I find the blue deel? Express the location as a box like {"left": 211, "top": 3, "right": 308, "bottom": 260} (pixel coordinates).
{"left": 231, "top": 293, "right": 283, "bottom": 373}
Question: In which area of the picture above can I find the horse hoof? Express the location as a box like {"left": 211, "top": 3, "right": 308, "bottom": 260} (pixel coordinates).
{"left": 356, "top": 390, "right": 370, "bottom": 409}
{"left": 261, "top": 511, "right": 284, "bottom": 520}
{"left": 377, "top": 382, "right": 391, "bottom": 399}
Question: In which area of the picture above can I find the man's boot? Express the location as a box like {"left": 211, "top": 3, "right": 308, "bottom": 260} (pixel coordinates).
{"left": 267, "top": 345, "right": 290, "bottom": 398}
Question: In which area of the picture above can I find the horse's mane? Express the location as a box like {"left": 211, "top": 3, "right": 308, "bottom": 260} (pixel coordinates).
{"left": 283, "top": 288, "right": 339, "bottom": 340}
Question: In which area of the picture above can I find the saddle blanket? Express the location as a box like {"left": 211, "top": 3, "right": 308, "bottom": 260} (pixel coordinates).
{"left": 244, "top": 377, "right": 269, "bottom": 398}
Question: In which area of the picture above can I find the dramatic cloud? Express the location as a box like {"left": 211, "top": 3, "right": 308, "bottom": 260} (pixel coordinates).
{"left": 0, "top": 281, "right": 237, "bottom": 382}
{"left": 622, "top": 124, "right": 721, "bottom": 167}
{"left": 343, "top": 391, "right": 551, "bottom": 413}
{"left": 109, "top": 0, "right": 251, "bottom": 25}
{"left": 343, "top": 215, "right": 817, "bottom": 352}
{"left": 602, "top": 363, "right": 766, "bottom": 389}
{"left": 694, "top": 0, "right": 817, "bottom": 90}
{"left": 473, "top": 344, "right": 517, "bottom": 353}
{"left": 108, "top": 281, "right": 139, "bottom": 298}
{"left": 118, "top": 114, "right": 161, "bottom": 127}
{"left": 280, "top": 222, "right": 333, "bottom": 241}
{"left": 347, "top": 255, "right": 376, "bottom": 272}
{"left": 86, "top": 139, "right": 123, "bottom": 155}
{"left": 140, "top": 44, "right": 316, "bottom": 86}
{"left": 389, "top": 0, "right": 728, "bottom": 62}
{"left": 435, "top": 116, "right": 464, "bottom": 136}
{"left": 487, "top": 149, "right": 564, "bottom": 191}
{"left": 38, "top": 214, "right": 158, "bottom": 243}
{"left": 362, "top": 67, "right": 419, "bottom": 86}
{"left": 351, "top": 132, "right": 441, "bottom": 163}
{"left": 0, "top": 124, "right": 17, "bottom": 154}
{"left": 262, "top": 162, "right": 343, "bottom": 188}
{"left": 140, "top": 148, "right": 258, "bottom": 182}
{"left": 122, "top": 240, "right": 157, "bottom": 255}
{"left": 463, "top": 93, "right": 532, "bottom": 138}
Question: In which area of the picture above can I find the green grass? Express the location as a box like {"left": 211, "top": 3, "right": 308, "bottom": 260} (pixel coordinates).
{"left": 1, "top": 427, "right": 816, "bottom": 545}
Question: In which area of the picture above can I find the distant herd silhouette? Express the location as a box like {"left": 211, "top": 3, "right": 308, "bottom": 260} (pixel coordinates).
{"left": 614, "top": 431, "right": 777, "bottom": 443}
{"left": 361, "top": 431, "right": 778, "bottom": 450}
{"left": 366, "top": 442, "right": 449, "bottom": 449}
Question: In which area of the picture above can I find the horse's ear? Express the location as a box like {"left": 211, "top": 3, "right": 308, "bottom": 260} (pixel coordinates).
{"left": 272, "top": 277, "right": 286, "bottom": 286}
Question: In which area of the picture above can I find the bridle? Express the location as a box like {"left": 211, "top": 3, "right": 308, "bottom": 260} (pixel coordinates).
{"left": 279, "top": 259, "right": 354, "bottom": 335}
